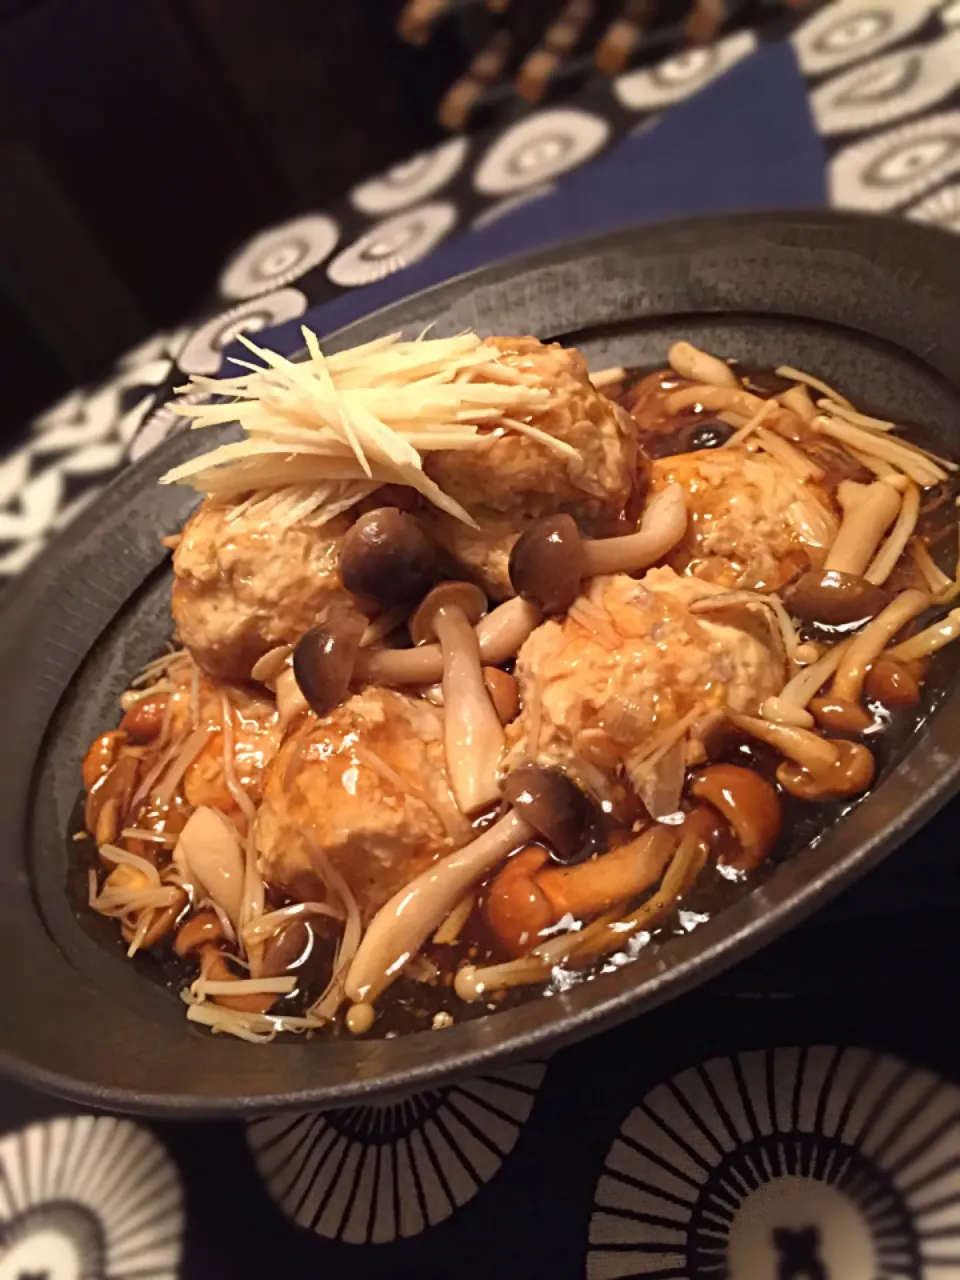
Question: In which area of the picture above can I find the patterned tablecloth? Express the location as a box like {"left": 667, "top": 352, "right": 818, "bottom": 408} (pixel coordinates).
{"left": 3, "top": 4, "right": 960, "bottom": 1277}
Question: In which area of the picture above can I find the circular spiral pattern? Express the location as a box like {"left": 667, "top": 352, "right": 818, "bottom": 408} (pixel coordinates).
{"left": 326, "top": 202, "right": 457, "bottom": 288}
{"left": 247, "top": 1063, "right": 547, "bottom": 1244}
{"left": 588, "top": 1046, "right": 960, "bottom": 1279}
{"left": 0, "top": 1115, "right": 183, "bottom": 1279}
{"left": 177, "top": 287, "right": 308, "bottom": 376}
{"left": 351, "top": 138, "right": 469, "bottom": 215}
{"left": 614, "top": 29, "right": 757, "bottom": 112}
{"left": 473, "top": 108, "right": 609, "bottom": 196}
{"left": 219, "top": 214, "right": 340, "bottom": 300}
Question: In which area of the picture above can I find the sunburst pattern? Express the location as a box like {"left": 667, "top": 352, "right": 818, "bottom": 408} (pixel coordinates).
{"left": 588, "top": 1047, "right": 960, "bottom": 1279}
{"left": 0, "top": 1115, "right": 184, "bottom": 1279}
{"left": 247, "top": 1063, "right": 547, "bottom": 1244}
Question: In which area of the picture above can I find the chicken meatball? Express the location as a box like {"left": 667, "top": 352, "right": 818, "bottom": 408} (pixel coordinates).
{"left": 505, "top": 568, "right": 786, "bottom": 818}
{"left": 426, "top": 336, "right": 640, "bottom": 597}
{"left": 651, "top": 446, "right": 838, "bottom": 591}
{"left": 172, "top": 500, "right": 351, "bottom": 682}
{"left": 256, "top": 688, "right": 466, "bottom": 921}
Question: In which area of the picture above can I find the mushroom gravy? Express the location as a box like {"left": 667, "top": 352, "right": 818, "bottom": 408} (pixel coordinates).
{"left": 72, "top": 337, "right": 960, "bottom": 1041}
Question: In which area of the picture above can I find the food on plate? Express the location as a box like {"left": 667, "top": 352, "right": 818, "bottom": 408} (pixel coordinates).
{"left": 75, "top": 330, "right": 960, "bottom": 1041}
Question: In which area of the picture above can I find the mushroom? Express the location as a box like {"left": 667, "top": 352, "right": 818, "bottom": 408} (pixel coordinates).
{"left": 823, "top": 480, "right": 901, "bottom": 578}
{"left": 786, "top": 570, "right": 890, "bottom": 626}
{"left": 175, "top": 805, "right": 245, "bottom": 931}
{"left": 122, "top": 891, "right": 187, "bottom": 952}
{"left": 485, "top": 827, "right": 676, "bottom": 956}
{"left": 356, "top": 596, "right": 542, "bottom": 686}
{"left": 668, "top": 341, "right": 738, "bottom": 388}
{"left": 830, "top": 589, "right": 930, "bottom": 705}
{"left": 410, "top": 582, "right": 504, "bottom": 814}
{"left": 724, "top": 710, "right": 841, "bottom": 775}
{"left": 175, "top": 909, "right": 226, "bottom": 957}
{"left": 864, "top": 658, "right": 921, "bottom": 709}
{"left": 501, "top": 763, "right": 606, "bottom": 864}
{"left": 292, "top": 605, "right": 367, "bottom": 718}
{"left": 483, "top": 667, "right": 520, "bottom": 724}
{"left": 85, "top": 752, "right": 140, "bottom": 845}
{"left": 777, "top": 740, "right": 875, "bottom": 801}
{"left": 886, "top": 607, "right": 960, "bottom": 664}
{"left": 119, "top": 696, "right": 168, "bottom": 744}
{"left": 689, "top": 763, "right": 782, "bottom": 872}
{"left": 509, "top": 483, "right": 687, "bottom": 612}
{"left": 808, "top": 697, "right": 873, "bottom": 735}
{"left": 82, "top": 729, "right": 128, "bottom": 792}
{"left": 339, "top": 507, "right": 436, "bottom": 607}
{"left": 344, "top": 766, "right": 604, "bottom": 1009}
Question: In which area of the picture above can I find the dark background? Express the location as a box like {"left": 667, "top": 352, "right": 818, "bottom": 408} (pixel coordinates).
{"left": 0, "top": 0, "right": 802, "bottom": 438}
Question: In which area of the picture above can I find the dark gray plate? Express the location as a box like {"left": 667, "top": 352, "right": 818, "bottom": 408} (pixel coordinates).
{"left": 4, "top": 210, "right": 960, "bottom": 1117}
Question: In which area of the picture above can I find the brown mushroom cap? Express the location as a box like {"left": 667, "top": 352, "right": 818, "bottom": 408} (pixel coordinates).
{"left": 786, "top": 569, "right": 890, "bottom": 626}
{"left": 502, "top": 764, "right": 606, "bottom": 865}
{"left": 689, "top": 763, "right": 782, "bottom": 873}
{"left": 508, "top": 514, "right": 586, "bottom": 615}
{"left": 410, "top": 581, "right": 488, "bottom": 645}
{"left": 340, "top": 507, "right": 436, "bottom": 608}
{"left": 777, "top": 740, "right": 875, "bottom": 801}
{"left": 292, "top": 605, "right": 366, "bottom": 717}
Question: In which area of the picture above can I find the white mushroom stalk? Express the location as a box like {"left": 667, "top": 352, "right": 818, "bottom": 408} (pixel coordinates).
{"left": 667, "top": 341, "right": 737, "bottom": 388}
{"left": 344, "top": 809, "right": 534, "bottom": 1009}
{"left": 886, "top": 608, "right": 960, "bottom": 662}
{"left": 725, "top": 710, "right": 840, "bottom": 774}
{"left": 831, "top": 589, "right": 930, "bottom": 704}
{"left": 825, "top": 480, "right": 901, "bottom": 577}
{"left": 865, "top": 482, "right": 919, "bottom": 586}
{"left": 414, "top": 584, "right": 505, "bottom": 815}
{"left": 579, "top": 483, "right": 688, "bottom": 577}
{"left": 356, "top": 597, "right": 542, "bottom": 686}
{"left": 159, "top": 329, "right": 574, "bottom": 529}
{"left": 174, "top": 806, "right": 245, "bottom": 932}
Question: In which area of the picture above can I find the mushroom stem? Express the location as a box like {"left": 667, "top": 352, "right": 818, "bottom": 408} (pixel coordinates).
{"left": 485, "top": 827, "right": 676, "bottom": 956}
{"left": 344, "top": 809, "right": 534, "bottom": 1005}
{"left": 433, "top": 605, "right": 504, "bottom": 814}
{"left": 725, "top": 709, "right": 840, "bottom": 774}
{"left": 580, "top": 483, "right": 688, "bottom": 577}
{"left": 356, "top": 597, "right": 541, "bottom": 686}
{"left": 668, "top": 341, "right": 737, "bottom": 388}
{"left": 831, "top": 588, "right": 930, "bottom": 703}
{"left": 886, "top": 607, "right": 960, "bottom": 663}
{"left": 824, "top": 481, "right": 901, "bottom": 577}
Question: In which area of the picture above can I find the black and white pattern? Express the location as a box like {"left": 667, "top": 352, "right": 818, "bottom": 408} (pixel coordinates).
{"left": 588, "top": 1047, "right": 960, "bottom": 1279}
{"left": 810, "top": 29, "right": 960, "bottom": 135}
{"left": 830, "top": 109, "right": 960, "bottom": 211}
{"left": 177, "top": 286, "right": 308, "bottom": 376}
{"left": 906, "top": 178, "right": 960, "bottom": 228}
{"left": 326, "top": 201, "right": 458, "bottom": 287}
{"left": 218, "top": 214, "right": 340, "bottom": 299}
{"left": 247, "top": 1063, "right": 546, "bottom": 1244}
{"left": 613, "top": 28, "right": 757, "bottom": 111}
{"left": 791, "top": 0, "right": 942, "bottom": 76}
{"left": 350, "top": 137, "right": 469, "bottom": 215}
{"left": 472, "top": 107, "right": 610, "bottom": 195}
{"left": 0, "top": 1115, "right": 183, "bottom": 1278}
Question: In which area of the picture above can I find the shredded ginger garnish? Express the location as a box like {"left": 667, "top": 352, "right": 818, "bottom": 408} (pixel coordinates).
{"left": 159, "top": 328, "right": 563, "bottom": 528}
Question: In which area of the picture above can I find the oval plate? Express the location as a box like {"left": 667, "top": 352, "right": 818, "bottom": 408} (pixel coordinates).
{"left": 4, "top": 210, "right": 960, "bottom": 1117}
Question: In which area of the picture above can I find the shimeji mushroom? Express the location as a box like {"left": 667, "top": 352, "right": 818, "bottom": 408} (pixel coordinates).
{"left": 343, "top": 766, "right": 605, "bottom": 1019}
{"left": 338, "top": 507, "right": 436, "bottom": 608}
{"left": 787, "top": 480, "right": 901, "bottom": 625}
{"left": 410, "top": 582, "right": 504, "bottom": 815}
{"left": 724, "top": 709, "right": 875, "bottom": 803}
{"left": 509, "top": 483, "right": 688, "bottom": 614}
{"left": 287, "top": 596, "right": 543, "bottom": 723}
{"left": 688, "top": 763, "right": 782, "bottom": 872}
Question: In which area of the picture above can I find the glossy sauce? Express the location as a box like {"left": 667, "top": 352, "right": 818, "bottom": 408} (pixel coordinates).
{"left": 72, "top": 362, "right": 960, "bottom": 1038}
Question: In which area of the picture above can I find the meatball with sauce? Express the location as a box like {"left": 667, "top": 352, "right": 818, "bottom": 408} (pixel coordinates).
{"left": 504, "top": 568, "right": 787, "bottom": 818}
{"left": 651, "top": 446, "right": 838, "bottom": 591}
{"left": 425, "top": 336, "right": 640, "bottom": 597}
{"left": 172, "top": 500, "right": 352, "bottom": 682}
{"left": 255, "top": 688, "right": 466, "bottom": 921}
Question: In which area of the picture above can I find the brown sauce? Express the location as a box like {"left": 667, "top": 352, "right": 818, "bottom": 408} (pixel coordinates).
{"left": 71, "top": 358, "right": 960, "bottom": 1039}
